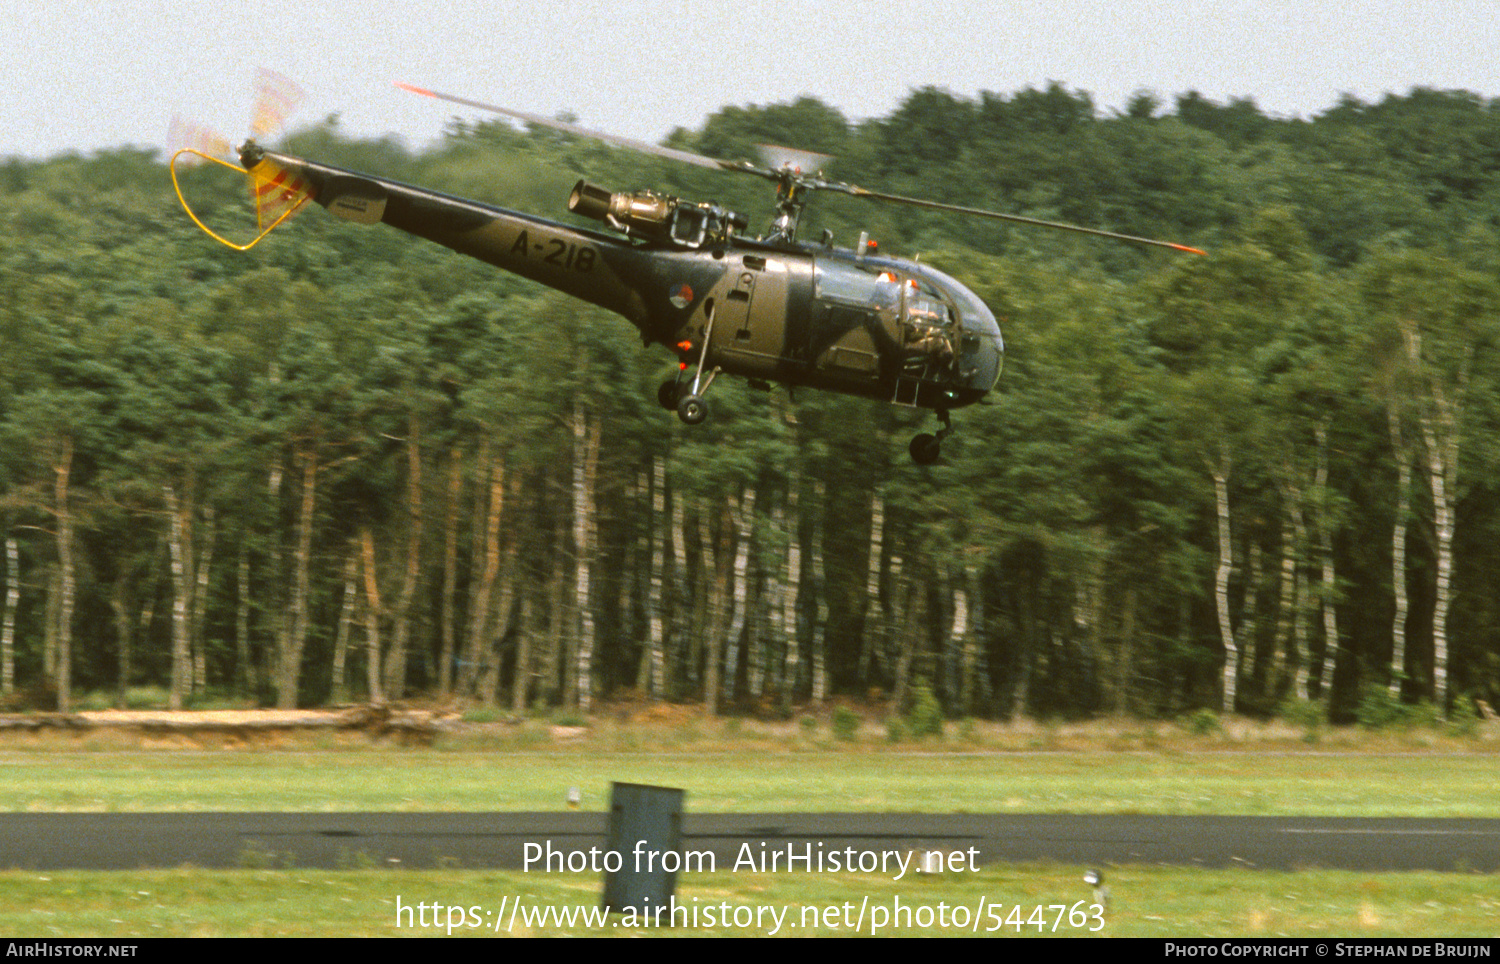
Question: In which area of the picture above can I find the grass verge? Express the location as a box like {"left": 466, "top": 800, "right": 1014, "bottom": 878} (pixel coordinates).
{"left": 2, "top": 864, "right": 1496, "bottom": 938}
{"left": 0, "top": 747, "right": 1496, "bottom": 816}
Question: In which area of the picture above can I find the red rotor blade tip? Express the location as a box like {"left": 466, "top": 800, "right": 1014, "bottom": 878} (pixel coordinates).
{"left": 394, "top": 82, "right": 436, "bottom": 98}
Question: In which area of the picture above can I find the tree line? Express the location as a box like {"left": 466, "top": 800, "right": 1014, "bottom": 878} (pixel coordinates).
{"left": 2, "top": 84, "right": 1498, "bottom": 720}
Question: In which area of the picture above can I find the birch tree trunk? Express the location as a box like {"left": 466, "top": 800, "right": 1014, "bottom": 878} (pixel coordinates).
{"left": 858, "top": 488, "right": 885, "bottom": 681}
{"left": 779, "top": 480, "right": 802, "bottom": 712}
{"left": 1387, "top": 410, "right": 1411, "bottom": 697}
{"left": 3, "top": 533, "right": 17, "bottom": 696}
{"left": 571, "top": 400, "right": 601, "bottom": 712}
{"left": 1403, "top": 326, "right": 1470, "bottom": 718}
{"left": 1270, "top": 511, "right": 1294, "bottom": 699}
{"left": 1210, "top": 450, "right": 1238, "bottom": 714}
{"left": 1282, "top": 483, "right": 1311, "bottom": 702}
{"left": 191, "top": 504, "right": 215, "bottom": 696}
{"left": 1314, "top": 421, "right": 1339, "bottom": 699}
{"left": 53, "top": 436, "right": 75, "bottom": 713}
{"left": 163, "top": 483, "right": 193, "bottom": 711}
{"left": 670, "top": 488, "right": 690, "bottom": 695}
{"left": 809, "top": 481, "right": 828, "bottom": 703}
{"left": 1240, "top": 540, "right": 1261, "bottom": 689}
{"left": 1420, "top": 407, "right": 1456, "bottom": 717}
{"left": 641, "top": 454, "right": 667, "bottom": 699}
{"left": 331, "top": 546, "right": 357, "bottom": 704}
{"left": 951, "top": 562, "right": 974, "bottom": 714}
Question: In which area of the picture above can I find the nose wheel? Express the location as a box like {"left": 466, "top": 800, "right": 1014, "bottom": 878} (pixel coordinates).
{"left": 677, "top": 394, "right": 708, "bottom": 425}
{"left": 909, "top": 410, "right": 951, "bottom": 465}
{"left": 658, "top": 366, "right": 719, "bottom": 426}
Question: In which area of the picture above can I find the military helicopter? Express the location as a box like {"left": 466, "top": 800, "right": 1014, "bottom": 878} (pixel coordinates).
{"left": 173, "top": 84, "right": 1203, "bottom": 463}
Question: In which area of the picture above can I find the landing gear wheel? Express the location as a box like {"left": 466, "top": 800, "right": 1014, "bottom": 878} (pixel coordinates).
{"left": 677, "top": 394, "right": 708, "bottom": 425}
{"left": 909, "top": 433, "right": 941, "bottom": 465}
{"left": 657, "top": 380, "right": 681, "bottom": 411}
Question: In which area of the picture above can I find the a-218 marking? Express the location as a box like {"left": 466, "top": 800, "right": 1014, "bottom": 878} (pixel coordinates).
{"left": 509, "top": 230, "right": 596, "bottom": 272}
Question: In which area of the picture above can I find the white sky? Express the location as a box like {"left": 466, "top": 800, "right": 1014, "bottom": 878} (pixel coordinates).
{"left": 4, "top": 0, "right": 1498, "bottom": 160}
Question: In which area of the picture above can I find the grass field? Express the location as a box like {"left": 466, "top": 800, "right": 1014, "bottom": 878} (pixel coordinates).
{"left": 2, "top": 714, "right": 1498, "bottom": 937}
{"left": 2, "top": 714, "right": 1497, "bottom": 815}
{"left": 3, "top": 864, "right": 1497, "bottom": 938}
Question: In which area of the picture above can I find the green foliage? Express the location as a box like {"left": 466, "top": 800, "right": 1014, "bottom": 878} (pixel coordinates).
{"left": 1279, "top": 697, "right": 1328, "bottom": 732}
{"left": 1180, "top": 708, "right": 1223, "bottom": 736}
{"left": 1443, "top": 696, "right": 1480, "bottom": 738}
{"left": 1355, "top": 685, "right": 1432, "bottom": 731}
{"left": 831, "top": 705, "right": 860, "bottom": 741}
{"left": 907, "top": 685, "right": 945, "bottom": 739}
{"left": 3, "top": 86, "right": 1500, "bottom": 721}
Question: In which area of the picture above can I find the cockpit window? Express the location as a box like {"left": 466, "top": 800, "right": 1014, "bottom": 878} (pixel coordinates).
{"left": 814, "top": 259, "right": 890, "bottom": 304}
{"left": 816, "top": 259, "right": 955, "bottom": 325}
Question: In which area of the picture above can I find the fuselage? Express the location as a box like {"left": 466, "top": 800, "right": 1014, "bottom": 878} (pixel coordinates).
{"left": 250, "top": 147, "right": 1004, "bottom": 411}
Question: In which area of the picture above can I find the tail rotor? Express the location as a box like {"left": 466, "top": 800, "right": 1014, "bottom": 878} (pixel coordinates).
{"left": 170, "top": 69, "right": 315, "bottom": 250}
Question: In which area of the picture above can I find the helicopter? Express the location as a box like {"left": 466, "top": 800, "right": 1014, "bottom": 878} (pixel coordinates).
{"left": 172, "top": 84, "right": 1203, "bottom": 463}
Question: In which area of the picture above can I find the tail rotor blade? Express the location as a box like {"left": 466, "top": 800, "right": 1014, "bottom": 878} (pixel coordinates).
{"left": 167, "top": 115, "right": 234, "bottom": 164}
{"left": 251, "top": 68, "right": 305, "bottom": 139}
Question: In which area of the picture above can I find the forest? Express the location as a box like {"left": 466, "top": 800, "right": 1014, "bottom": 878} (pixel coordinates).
{"left": 2, "top": 84, "right": 1499, "bottom": 722}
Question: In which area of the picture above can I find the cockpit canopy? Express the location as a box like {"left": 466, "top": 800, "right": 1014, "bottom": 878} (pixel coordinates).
{"left": 813, "top": 252, "right": 1003, "bottom": 392}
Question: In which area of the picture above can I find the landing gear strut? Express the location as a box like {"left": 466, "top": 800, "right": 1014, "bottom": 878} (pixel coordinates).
{"left": 664, "top": 314, "right": 721, "bottom": 425}
{"left": 909, "top": 410, "right": 951, "bottom": 465}
{"left": 659, "top": 374, "right": 716, "bottom": 425}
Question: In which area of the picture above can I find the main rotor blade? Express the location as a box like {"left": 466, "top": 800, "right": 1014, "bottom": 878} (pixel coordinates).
{"left": 755, "top": 143, "right": 833, "bottom": 174}
{"left": 395, "top": 82, "right": 755, "bottom": 174}
{"left": 833, "top": 183, "right": 1206, "bottom": 255}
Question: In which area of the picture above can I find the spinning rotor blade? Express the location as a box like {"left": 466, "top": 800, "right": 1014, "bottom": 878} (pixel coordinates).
{"left": 395, "top": 82, "right": 748, "bottom": 174}
{"left": 755, "top": 143, "right": 833, "bottom": 174}
{"left": 250, "top": 68, "right": 305, "bottom": 139}
{"left": 398, "top": 82, "right": 1204, "bottom": 255}
{"left": 828, "top": 183, "right": 1206, "bottom": 255}
{"left": 168, "top": 116, "right": 235, "bottom": 163}
{"left": 170, "top": 69, "right": 312, "bottom": 249}
{"left": 170, "top": 68, "right": 304, "bottom": 166}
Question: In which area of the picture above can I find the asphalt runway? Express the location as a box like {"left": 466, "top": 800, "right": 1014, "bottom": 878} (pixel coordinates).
{"left": 2, "top": 812, "right": 1497, "bottom": 872}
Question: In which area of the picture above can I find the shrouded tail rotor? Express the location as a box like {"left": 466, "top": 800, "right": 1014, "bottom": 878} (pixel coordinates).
{"left": 170, "top": 70, "right": 314, "bottom": 251}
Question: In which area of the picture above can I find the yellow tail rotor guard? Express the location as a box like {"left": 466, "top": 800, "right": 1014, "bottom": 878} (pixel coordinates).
{"left": 170, "top": 148, "right": 311, "bottom": 251}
